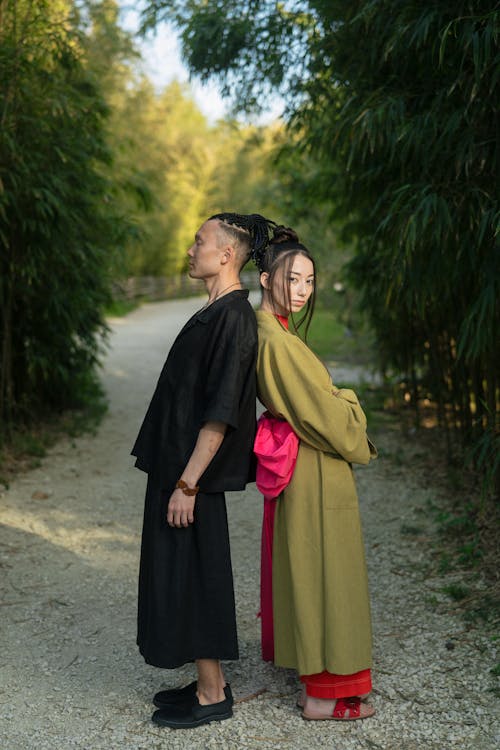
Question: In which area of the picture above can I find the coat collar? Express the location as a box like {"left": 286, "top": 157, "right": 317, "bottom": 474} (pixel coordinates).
{"left": 255, "top": 309, "right": 292, "bottom": 334}
{"left": 179, "top": 289, "right": 250, "bottom": 336}
{"left": 197, "top": 288, "right": 249, "bottom": 324}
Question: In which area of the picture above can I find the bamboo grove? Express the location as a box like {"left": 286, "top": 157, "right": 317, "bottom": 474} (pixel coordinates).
{"left": 0, "top": 0, "right": 122, "bottom": 432}
{"left": 144, "top": 0, "right": 500, "bottom": 494}
{"left": 1, "top": 0, "right": 498, "bottom": 496}
{"left": 0, "top": 0, "right": 291, "bottom": 438}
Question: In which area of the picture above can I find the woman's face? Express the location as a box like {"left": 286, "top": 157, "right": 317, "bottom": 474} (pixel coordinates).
{"left": 262, "top": 253, "right": 315, "bottom": 316}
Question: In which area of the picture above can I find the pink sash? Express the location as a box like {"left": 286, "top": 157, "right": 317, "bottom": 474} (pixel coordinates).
{"left": 254, "top": 411, "right": 299, "bottom": 661}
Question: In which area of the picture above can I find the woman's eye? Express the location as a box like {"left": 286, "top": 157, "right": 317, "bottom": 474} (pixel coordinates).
{"left": 288, "top": 276, "right": 298, "bottom": 283}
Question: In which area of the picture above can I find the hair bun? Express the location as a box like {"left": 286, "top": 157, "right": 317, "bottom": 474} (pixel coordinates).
{"left": 271, "top": 226, "right": 300, "bottom": 245}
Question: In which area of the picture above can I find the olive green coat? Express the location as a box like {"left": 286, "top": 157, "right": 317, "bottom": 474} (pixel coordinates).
{"left": 255, "top": 311, "right": 377, "bottom": 676}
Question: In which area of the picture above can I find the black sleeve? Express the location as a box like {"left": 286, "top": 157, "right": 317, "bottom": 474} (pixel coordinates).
{"left": 201, "top": 308, "right": 255, "bottom": 430}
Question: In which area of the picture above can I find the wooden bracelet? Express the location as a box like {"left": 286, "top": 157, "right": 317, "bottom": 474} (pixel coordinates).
{"left": 175, "top": 479, "right": 199, "bottom": 496}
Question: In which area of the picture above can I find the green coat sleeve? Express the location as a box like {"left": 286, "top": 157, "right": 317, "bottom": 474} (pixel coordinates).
{"left": 257, "top": 325, "right": 376, "bottom": 465}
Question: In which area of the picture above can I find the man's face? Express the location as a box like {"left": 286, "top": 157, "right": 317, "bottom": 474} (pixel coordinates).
{"left": 187, "top": 220, "right": 225, "bottom": 280}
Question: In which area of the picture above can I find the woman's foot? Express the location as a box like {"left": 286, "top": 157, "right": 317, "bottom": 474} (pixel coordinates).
{"left": 302, "top": 695, "right": 375, "bottom": 721}
{"left": 297, "top": 686, "right": 371, "bottom": 709}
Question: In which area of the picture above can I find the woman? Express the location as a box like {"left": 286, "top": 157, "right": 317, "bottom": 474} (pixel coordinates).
{"left": 254, "top": 227, "right": 377, "bottom": 721}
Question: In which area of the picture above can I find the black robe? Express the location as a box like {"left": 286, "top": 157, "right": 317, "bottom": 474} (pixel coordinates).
{"left": 132, "top": 290, "right": 257, "bottom": 668}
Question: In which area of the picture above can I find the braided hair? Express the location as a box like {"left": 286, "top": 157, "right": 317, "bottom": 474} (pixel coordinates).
{"left": 209, "top": 212, "right": 276, "bottom": 268}
{"left": 258, "top": 225, "right": 316, "bottom": 337}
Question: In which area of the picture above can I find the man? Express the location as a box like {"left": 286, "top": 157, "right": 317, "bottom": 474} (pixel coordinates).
{"left": 131, "top": 213, "right": 273, "bottom": 729}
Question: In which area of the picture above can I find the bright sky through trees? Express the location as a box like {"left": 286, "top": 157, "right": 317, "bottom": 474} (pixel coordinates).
{"left": 119, "top": 3, "right": 283, "bottom": 123}
{"left": 120, "top": 6, "right": 227, "bottom": 121}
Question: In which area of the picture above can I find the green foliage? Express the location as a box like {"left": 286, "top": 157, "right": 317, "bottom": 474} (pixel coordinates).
{"left": 0, "top": 372, "right": 107, "bottom": 486}
{"left": 463, "top": 594, "right": 500, "bottom": 626}
{"left": 442, "top": 583, "right": 469, "bottom": 602}
{"left": 0, "top": 0, "right": 126, "bottom": 433}
{"left": 466, "top": 424, "right": 500, "bottom": 500}
{"left": 304, "top": 2, "right": 500, "bottom": 477}
{"left": 108, "top": 78, "right": 215, "bottom": 276}
{"left": 430, "top": 495, "right": 488, "bottom": 575}
{"left": 141, "top": 0, "right": 312, "bottom": 113}
{"left": 11, "top": 432, "right": 47, "bottom": 460}
{"left": 105, "top": 83, "right": 305, "bottom": 278}
{"left": 104, "top": 298, "right": 139, "bottom": 317}
{"left": 438, "top": 553, "right": 453, "bottom": 575}
{"left": 142, "top": 0, "right": 500, "bottom": 495}
{"left": 208, "top": 122, "right": 283, "bottom": 217}
{"left": 0, "top": 0, "right": 340, "bottom": 442}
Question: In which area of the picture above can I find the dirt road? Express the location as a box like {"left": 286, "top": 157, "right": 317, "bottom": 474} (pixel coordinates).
{"left": 0, "top": 297, "right": 497, "bottom": 749}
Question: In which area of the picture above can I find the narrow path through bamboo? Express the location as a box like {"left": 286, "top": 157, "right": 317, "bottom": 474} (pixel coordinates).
{"left": 0, "top": 297, "right": 497, "bottom": 750}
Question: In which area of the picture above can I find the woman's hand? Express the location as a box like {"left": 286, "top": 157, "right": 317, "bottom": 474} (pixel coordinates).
{"left": 167, "top": 487, "right": 196, "bottom": 528}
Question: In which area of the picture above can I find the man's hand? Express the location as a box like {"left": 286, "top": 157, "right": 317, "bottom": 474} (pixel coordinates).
{"left": 166, "top": 420, "right": 226, "bottom": 528}
{"left": 167, "top": 488, "right": 196, "bottom": 528}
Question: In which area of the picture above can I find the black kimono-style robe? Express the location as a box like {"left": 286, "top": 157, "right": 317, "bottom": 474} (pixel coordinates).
{"left": 132, "top": 290, "right": 257, "bottom": 668}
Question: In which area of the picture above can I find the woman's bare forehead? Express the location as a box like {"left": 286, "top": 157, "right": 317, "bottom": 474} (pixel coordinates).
{"left": 289, "top": 256, "right": 314, "bottom": 276}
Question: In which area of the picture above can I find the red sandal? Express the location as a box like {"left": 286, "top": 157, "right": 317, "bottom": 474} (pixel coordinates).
{"left": 302, "top": 696, "right": 375, "bottom": 721}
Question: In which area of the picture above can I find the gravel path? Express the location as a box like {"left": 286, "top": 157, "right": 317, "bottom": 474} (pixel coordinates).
{"left": 0, "top": 297, "right": 498, "bottom": 750}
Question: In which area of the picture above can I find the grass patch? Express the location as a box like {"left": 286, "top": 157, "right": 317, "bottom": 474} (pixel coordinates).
{"left": 464, "top": 594, "right": 500, "bottom": 626}
{"left": 302, "top": 307, "right": 391, "bottom": 428}
{"left": 400, "top": 523, "right": 424, "bottom": 536}
{"left": 11, "top": 431, "right": 47, "bottom": 458}
{"left": 0, "top": 381, "right": 107, "bottom": 488}
{"left": 424, "top": 495, "right": 499, "bottom": 625}
{"left": 306, "top": 310, "right": 345, "bottom": 359}
{"left": 490, "top": 663, "right": 500, "bottom": 677}
{"left": 430, "top": 501, "right": 485, "bottom": 572}
{"left": 442, "top": 583, "right": 469, "bottom": 602}
{"left": 424, "top": 594, "right": 440, "bottom": 610}
{"left": 438, "top": 553, "right": 454, "bottom": 575}
{"left": 488, "top": 662, "right": 500, "bottom": 698}
{"left": 104, "top": 298, "right": 139, "bottom": 317}
{"left": 353, "top": 383, "right": 400, "bottom": 433}
{"left": 305, "top": 308, "right": 375, "bottom": 365}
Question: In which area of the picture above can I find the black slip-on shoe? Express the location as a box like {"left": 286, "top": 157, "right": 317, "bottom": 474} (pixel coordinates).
{"left": 153, "top": 680, "right": 197, "bottom": 707}
{"left": 152, "top": 694, "right": 233, "bottom": 729}
{"left": 153, "top": 682, "right": 232, "bottom": 709}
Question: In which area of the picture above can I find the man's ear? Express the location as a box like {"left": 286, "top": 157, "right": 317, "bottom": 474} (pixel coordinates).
{"left": 220, "top": 244, "right": 234, "bottom": 265}
{"left": 260, "top": 272, "right": 270, "bottom": 289}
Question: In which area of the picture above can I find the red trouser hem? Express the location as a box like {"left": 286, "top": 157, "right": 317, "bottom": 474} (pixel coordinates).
{"left": 300, "top": 669, "right": 372, "bottom": 699}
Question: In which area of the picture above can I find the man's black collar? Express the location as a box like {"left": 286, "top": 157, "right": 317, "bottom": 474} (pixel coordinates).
{"left": 196, "top": 289, "right": 250, "bottom": 324}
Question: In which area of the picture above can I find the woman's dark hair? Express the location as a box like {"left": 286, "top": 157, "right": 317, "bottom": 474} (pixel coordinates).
{"left": 258, "top": 226, "right": 316, "bottom": 338}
